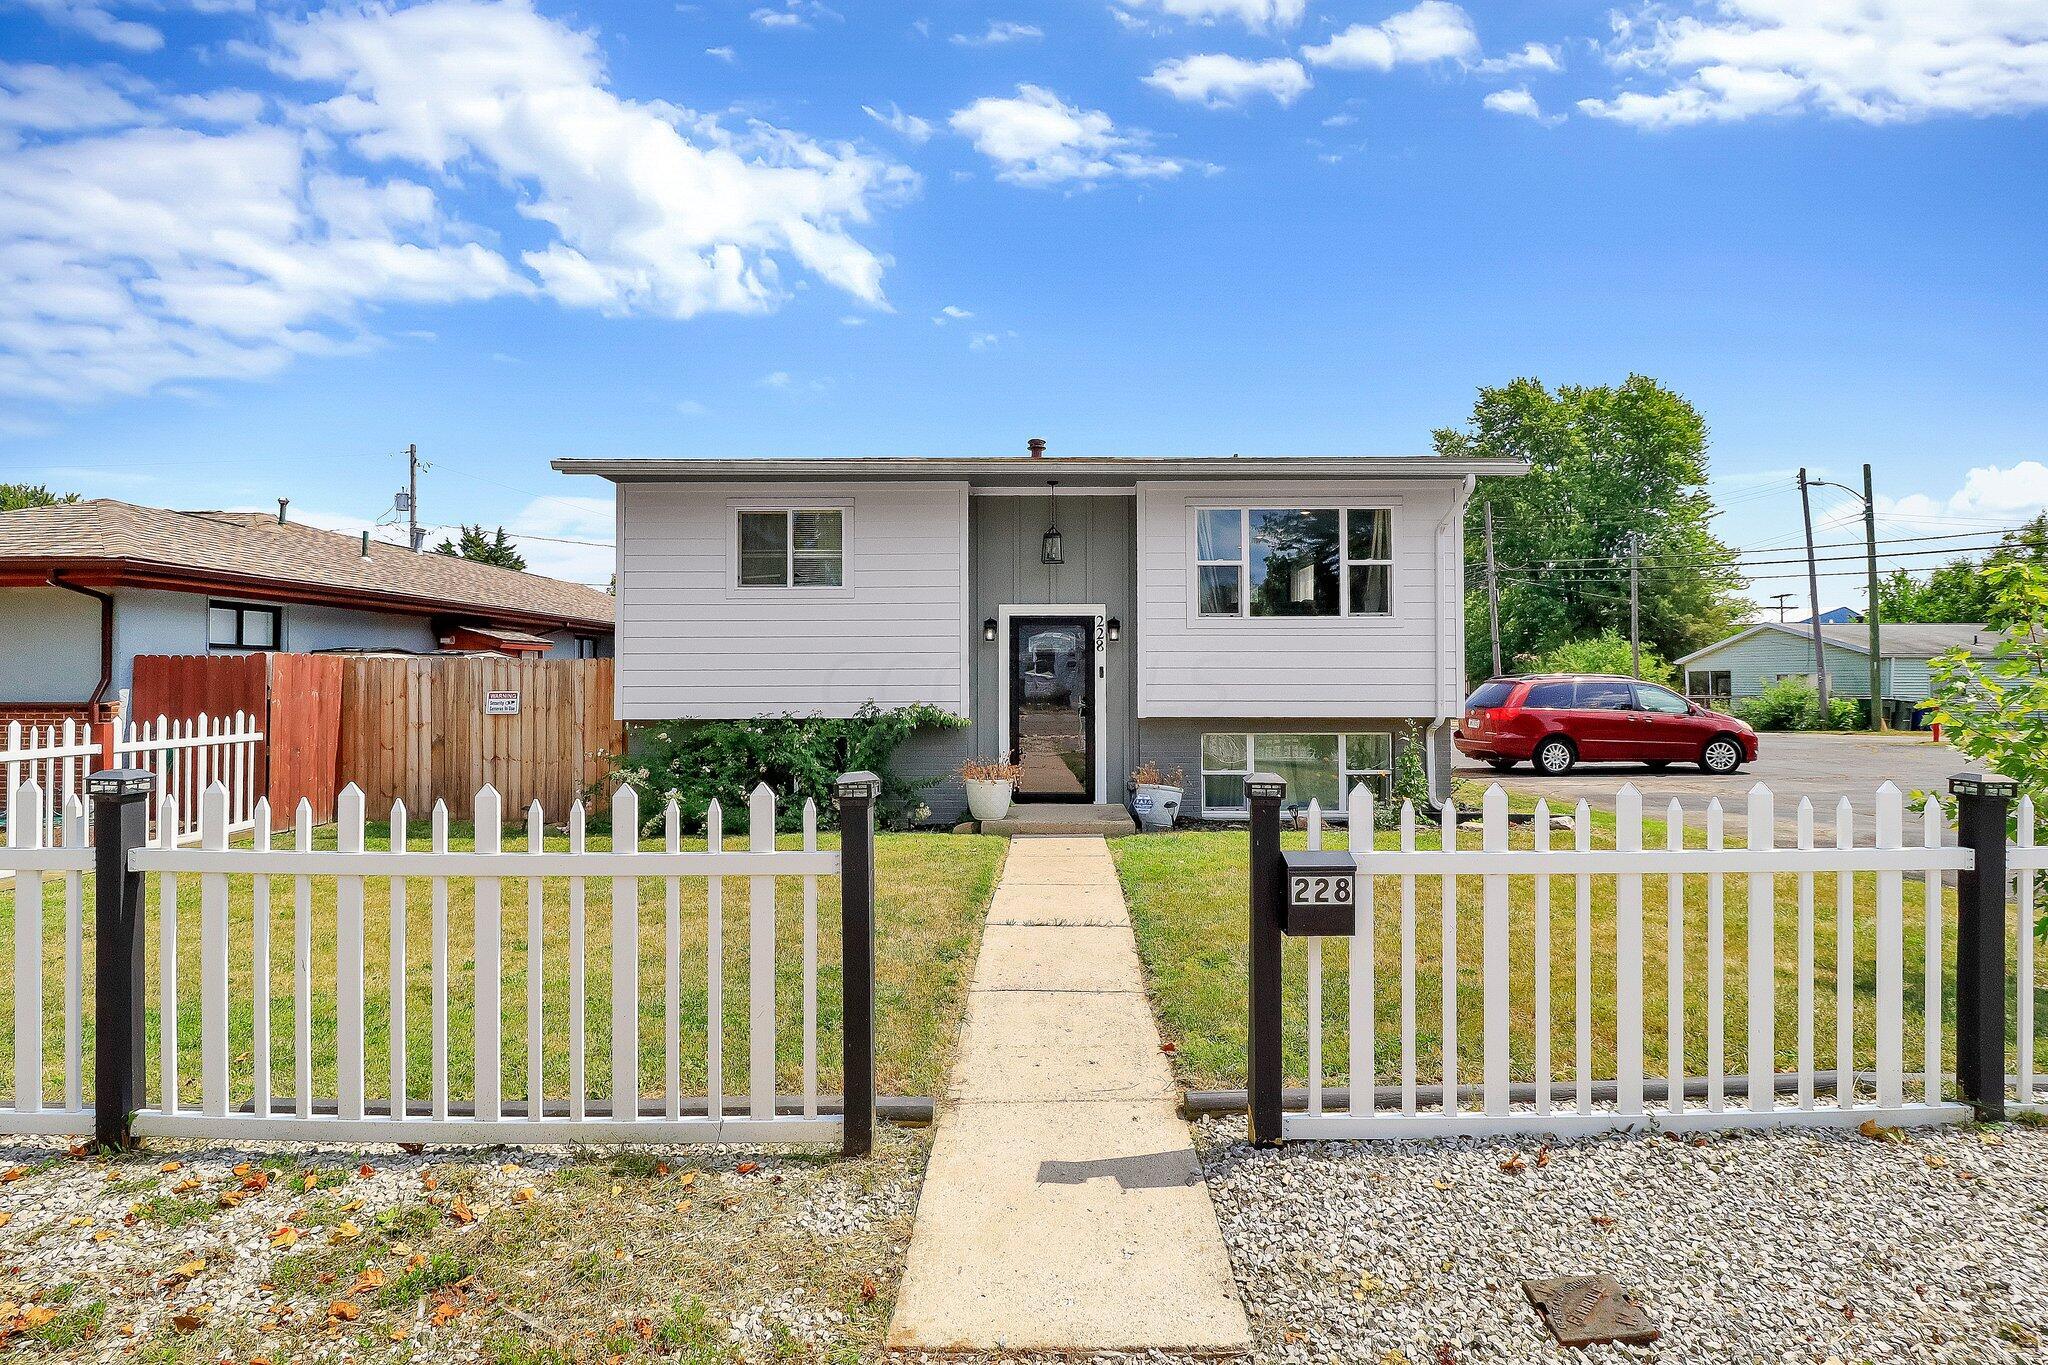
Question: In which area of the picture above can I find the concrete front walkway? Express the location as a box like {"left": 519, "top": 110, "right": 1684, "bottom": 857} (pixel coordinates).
{"left": 887, "top": 836, "right": 1250, "bottom": 1356}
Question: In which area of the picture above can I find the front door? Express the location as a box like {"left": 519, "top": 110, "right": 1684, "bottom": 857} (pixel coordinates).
{"left": 1009, "top": 616, "right": 1095, "bottom": 802}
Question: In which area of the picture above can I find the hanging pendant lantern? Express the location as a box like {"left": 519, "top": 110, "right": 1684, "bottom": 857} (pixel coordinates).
{"left": 1041, "top": 479, "right": 1064, "bottom": 565}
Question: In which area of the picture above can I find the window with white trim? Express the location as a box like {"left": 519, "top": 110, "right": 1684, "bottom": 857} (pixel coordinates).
{"left": 1199, "top": 731, "right": 1394, "bottom": 815}
{"left": 1194, "top": 507, "right": 1393, "bottom": 618}
{"left": 738, "top": 508, "right": 843, "bottom": 588}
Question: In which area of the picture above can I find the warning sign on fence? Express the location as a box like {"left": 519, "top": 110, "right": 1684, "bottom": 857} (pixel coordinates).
{"left": 485, "top": 690, "right": 521, "bottom": 716}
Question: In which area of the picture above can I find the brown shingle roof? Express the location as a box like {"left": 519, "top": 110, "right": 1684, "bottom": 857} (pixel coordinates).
{"left": 0, "top": 500, "right": 613, "bottom": 630}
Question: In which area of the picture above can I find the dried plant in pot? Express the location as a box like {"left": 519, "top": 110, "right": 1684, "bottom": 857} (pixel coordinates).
{"left": 1127, "top": 762, "right": 1186, "bottom": 830}
{"left": 959, "top": 757, "right": 1022, "bottom": 823}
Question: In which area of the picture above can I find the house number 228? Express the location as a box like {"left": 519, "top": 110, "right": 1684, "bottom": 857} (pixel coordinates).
{"left": 1290, "top": 874, "right": 1352, "bottom": 907}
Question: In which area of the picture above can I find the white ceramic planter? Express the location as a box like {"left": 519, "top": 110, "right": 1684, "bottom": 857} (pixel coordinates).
{"left": 964, "top": 778, "right": 1013, "bottom": 824}
{"left": 1131, "top": 783, "right": 1183, "bottom": 830}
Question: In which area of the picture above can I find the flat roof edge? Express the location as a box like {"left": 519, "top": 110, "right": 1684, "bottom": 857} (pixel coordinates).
{"left": 551, "top": 456, "right": 1529, "bottom": 481}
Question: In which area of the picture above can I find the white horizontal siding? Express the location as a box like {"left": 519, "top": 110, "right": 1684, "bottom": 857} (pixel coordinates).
{"left": 615, "top": 481, "right": 969, "bottom": 720}
{"left": 1135, "top": 479, "right": 1466, "bottom": 719}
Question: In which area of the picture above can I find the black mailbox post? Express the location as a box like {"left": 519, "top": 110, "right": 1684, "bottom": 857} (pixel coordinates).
{"left": 1280, "top": 849, "right": 1358, "bottom": 936}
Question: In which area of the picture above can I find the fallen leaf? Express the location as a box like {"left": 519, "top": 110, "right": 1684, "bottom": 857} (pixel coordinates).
{"left": 447, "top": 1198, "right": 475, "bottom": 1225}
{"left": 169, "top": 1313, "right": 204, "bottom": 1334}
{"left": 268, "top": 1226, "right": 299, "bottom": 1249}
{"left": 243, "top": 1172, "right": 272, "bottom": 1192}
{"left": 513, "top": 1187, "right": 537, "bottom": 1204}
{"left": 736, "top": 1162, "right": 759, "bottom": 1176}
{"left": 232, "top": 1163, "right": 254, "bottom": 1177}
{"left": 331, "top": 1222, "right": 362, "bottom": 1243}
{"left": 299, "top": 1172, "right": 316, "bottom": 1191}
{"left": 349, "top": 1268, "right": 386, "bottom": 1296}
{"left": 1926, "top": 1153, "right": 1949, "bottom": 1168}
{"left": 397, "top": 1142, "right": 425, "bottom": 1154}
{"left": 172, "top": 1178, "right": 201, "bottom": 1194}
{"left": 65, "top": 1215, "right": 91, "bottom": 1228}
{"left": 358, "top": 1164, "right": 375, "bottom": 1179}
{"left": 420, "top": 1174, "right": 438, "bottom": 1192}
{"left": 92, "top": 1229, "right": 115, "bottom": 1242}
{"left": 1498, "top": 1154, "right": 1527, "bottom": 1175}
{"left": 655, "top": 1161, "right": 670, "bottom": 1176}
{"left": 170, "top": 1259, "right": 206, "bottom": 1282}
{"left": 389, "top": 1326, "right": 408, "bottom": 1341}
{"left": 676, "top": 1171, "right": 698, "bottom": 1189}
{"left": 326, "top": 1300, "right": 360, "bottom": 1322}
{"left": 22, "top": 1305, "right": 58, "bottom": 1328}
{"left": 498, "top": 1163, "right": 521, "bottom": 1176}
{"left": 0, "top": 1167, "right": 24, "bottom": 1183}
{"left": 338, "top": 1197, "right": 364, "bottom": 1214}
{"left": 859, "top": 1274, "right": 878, "bottom": 1303}
{"left": 0, "top": 1213, "right": 10, "bottom": 1228}
{"left": 66, "top": 1142, "right": 89, "bottom": 1160}
{"left": 159, "top": 1162, "right": 182, "bottom": 1174}
{"left": 1591, "top": 1213, "right": 1616, "bottom": 1228}
{"left": 429, "top": 1301, "right": 461, "bottom": 1327}
{"left": 673, "top": 1200, "right": 692, "bottom": 1214}
{"left": 1159, "top": 1041, "right": 1177, "bottom": 1054}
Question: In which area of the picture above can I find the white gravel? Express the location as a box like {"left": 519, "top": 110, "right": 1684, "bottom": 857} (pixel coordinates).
{"left": 1196, "top": 1115, "right": 2048, "bottom": 1363}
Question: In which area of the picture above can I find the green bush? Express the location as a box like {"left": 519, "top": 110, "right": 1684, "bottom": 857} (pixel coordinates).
{"left": 1379, "top": 722, "right": 1434, "bottom": 827}
{"left": 1731, "top": 677, "right": 1858, "bottom": 731}
{"left": 610, "top": 703, "right": 965, "bottom": 832}
{"left": 1529, "top": 630, "right": 1675, "bottom": 685}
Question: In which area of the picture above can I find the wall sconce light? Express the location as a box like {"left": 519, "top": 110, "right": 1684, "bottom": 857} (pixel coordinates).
{"left": 1040, "top": 479, "right": 1064, "bottom": 566}
{"left": 1106, "top": 618, "right": 1121, "bottom": 642}
{"left": 983, "top": 618, "right": 998, "bottom": 642}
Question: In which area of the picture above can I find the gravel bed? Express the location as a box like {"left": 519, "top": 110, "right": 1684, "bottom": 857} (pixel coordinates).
{"left": 1197, "top": 1114, "right": 2048, "bottom": 1363}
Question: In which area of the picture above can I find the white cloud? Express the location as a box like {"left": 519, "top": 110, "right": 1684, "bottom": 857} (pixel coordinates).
{"left": 1582, "top": 1, "right": 2048, "bottom": 127}
{"left": 748, "top": 0, "right": 837, "bottom": 30}
{"left": 504, "top": 493, "right": 616, "bottom": 585}
{"left": 1482, "top": 86, "right": 1559, "bottom": 123}
{"left": 0, "top": 0, "right": 912, "bottom": 411}
{"left": 17, "top": 0, "right": 163, "bottom": 52}
{"left": 951, "top": 20, "right": 1043, "bottom": 47}
{"left": 968, "top": 330, "right": 1013, "bottom": 350}
{"left": 862, "top": 101, "right": 934, "bottom": 143}
{"left": 1145, "top": 53, "right": 1311, "bottom": 107}
{"left": 933, "top": 304, "right": 973, "bottom": 323}
{"left": 1301, "top": 1, "right": 1479, "bottom": 70}
{"left": 950, "top": 84, "right": 1187, "bottom": 186}
{"left": 758, "top": 370, "right": 793, "bottom": 387}
{"left": 1119, "top": 0, "right": 1307, "bottom": 32}
{"left": 1473, "top": 41, "right": 1561, "bottom": 75}
{"left": 267, "top": 0, "right": 912, "bottom": 318}
{"left": 1832, "top": 461, "right": 2048, "bottom": 537}
{"left": 705, "top": 45, "right": 737, "bottom": 63}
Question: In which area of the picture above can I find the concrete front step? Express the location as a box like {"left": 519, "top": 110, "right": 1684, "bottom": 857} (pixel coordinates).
{"left": 979, "top": 802, "right": 1137, "bottom": 836}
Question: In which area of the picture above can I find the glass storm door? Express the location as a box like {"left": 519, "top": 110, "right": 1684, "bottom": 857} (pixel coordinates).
{"left": 1009, "top": 617, "right": 1095, "bottom": 803}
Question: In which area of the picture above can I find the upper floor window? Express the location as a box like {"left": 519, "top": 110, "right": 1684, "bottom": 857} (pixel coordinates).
{"left": 207, "top": 601, "right": 281, "bottom": 650}
{"left": 1195, "top": 507, "right": 1393, "bottom": 618}
{"left": 738, "top": 509, "right": 843, "bottom": 588}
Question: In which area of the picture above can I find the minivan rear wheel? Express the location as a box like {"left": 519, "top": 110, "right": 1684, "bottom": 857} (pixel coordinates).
{"left": 1533, "top": 737, "right": 1576, "bottom": 776}
{"left": 1700, "top": 736, "right": 1743, "bottom": 774}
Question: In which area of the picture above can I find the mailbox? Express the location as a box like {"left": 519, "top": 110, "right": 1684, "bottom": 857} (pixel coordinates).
{"left": 1280, "top": 849, "right": 1358, "bottom": 936}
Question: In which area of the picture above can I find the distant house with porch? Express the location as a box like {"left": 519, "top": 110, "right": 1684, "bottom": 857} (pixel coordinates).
{"left": 0, "top": 499, "right": 614, "bottom": 728}
{"left": 1672, "top": 622, "right": 1999, "bottom": 729}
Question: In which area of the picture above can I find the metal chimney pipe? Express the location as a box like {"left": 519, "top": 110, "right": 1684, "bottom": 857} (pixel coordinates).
{"left": 1027, "top": 437, "right": 1047, "bottom": 458}
{"left": 360, "top": 530, "right": 371, "bottom": 559}
{"left": 277, "top": 498, "right": 289, "bottom": 524}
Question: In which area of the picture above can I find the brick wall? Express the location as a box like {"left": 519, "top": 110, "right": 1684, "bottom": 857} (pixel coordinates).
{"left": 0, "top": 700, "right": 120, "bottom": 728}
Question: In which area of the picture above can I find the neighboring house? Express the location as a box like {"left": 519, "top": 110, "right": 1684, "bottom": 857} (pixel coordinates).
{"left": 1673, "top": 622, "right": 1999, "bottom": 728}
{"left": 1802, "top": 607, "right": 1863, "bottom": 626}
{"left": 555, "top": 449, "right": 1525, "bottom": 822}
{"left": 0, "top": 499, "right": 614, "bottom": 725}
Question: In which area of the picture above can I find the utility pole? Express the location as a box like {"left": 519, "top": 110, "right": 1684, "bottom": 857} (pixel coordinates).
{"left": 1484, "top": 504, "right": 1503, "bottom": 676}
{"left": 405, "top": 444, "right": 424, "bottom": 552}
{"left": 1771, "top": 593, "right": 1794, "bottom": 623}
{"left": 1798, "top": 469, "right": 1830, "bottom": 715}
{"left": 1862, "top": 462, "right": 1883, "bottom": 732}
{"left": 1626, "top": 533, "right": 1642, "bottom": 679}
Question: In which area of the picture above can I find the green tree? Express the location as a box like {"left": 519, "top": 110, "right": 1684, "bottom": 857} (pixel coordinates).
{"left": 433, "top": 524, "right": 527, "bottom": 572}
{"left": 1439, "top": 375, "right": 1746, "bottom": 680}
{"left": 1530, "top": 630, "right": 1674, "bottom": 685}
{"left": 1877, "top": 513, "right": 2048, "bottom": 625}
{"left": 0, "top": 483, "right": 79, "bottom": 512}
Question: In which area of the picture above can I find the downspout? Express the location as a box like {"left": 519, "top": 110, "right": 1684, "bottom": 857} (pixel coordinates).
{"left": 1424, "top": 476, "right": 1477, "bottom": 806}
{"left": 48, "top": 573, "right": 114, "bottom": 710}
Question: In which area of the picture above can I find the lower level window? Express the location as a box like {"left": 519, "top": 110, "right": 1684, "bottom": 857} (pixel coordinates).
{"left": 1200, "top": 731, "right": 1393, "bottom": 815}
{"left": 207, "top": 601, "right": 280, "bottom": 649}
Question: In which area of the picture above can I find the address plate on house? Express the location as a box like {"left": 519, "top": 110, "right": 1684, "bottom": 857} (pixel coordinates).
{"left": 1280, "top": 850, "right": 1357, "bottom": 937}
{"left": 485, "top": 690, "right": 521, "bottom": 717}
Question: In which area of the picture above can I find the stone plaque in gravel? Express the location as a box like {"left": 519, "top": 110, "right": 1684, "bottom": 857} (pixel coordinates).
{"left": 1521, "top": 1274, "right": 1660, "bottom": 1347}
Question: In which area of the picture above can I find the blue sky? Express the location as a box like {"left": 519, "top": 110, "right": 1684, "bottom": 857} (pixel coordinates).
{"left": 0, "top": 0, "right": 2043, "bottom": 613}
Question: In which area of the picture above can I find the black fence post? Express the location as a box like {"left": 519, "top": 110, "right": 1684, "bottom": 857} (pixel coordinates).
{"left": 1951, "top": 772, "right": 2016, "bottom": 1121}
{"left": 834, "top": 771, "right": 879, "bottom": 1159}
{"left": 1247, "top": 772, "right": 1286, "bottom": 1147}
{"left": 89, "top": 768, "right": 154, "bottom": 1150}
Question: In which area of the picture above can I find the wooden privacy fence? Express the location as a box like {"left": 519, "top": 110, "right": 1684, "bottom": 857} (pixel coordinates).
{"left": 1245, "top": 775, "right": 2037, "bottom": 1144}
{"left": 131, "top": 653, "right": 342, "bottom": 824}
{"left": 0, "top": 772, "right": 882, "bottom": 1154}
{"left": 342, "top": 657, "right": 620, "bottom": 820}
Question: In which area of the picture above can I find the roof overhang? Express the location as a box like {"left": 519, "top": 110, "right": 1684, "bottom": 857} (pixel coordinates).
{"left": 1, "top": 558, "right": 613, "bottom": 634}
{"left": 552, "top": 455, "right": 1529, "bottom": 487}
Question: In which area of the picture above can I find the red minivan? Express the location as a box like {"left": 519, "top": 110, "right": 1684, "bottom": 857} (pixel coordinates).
{"left": 1455, "top": 674, "right": 1759, "bottom": 776}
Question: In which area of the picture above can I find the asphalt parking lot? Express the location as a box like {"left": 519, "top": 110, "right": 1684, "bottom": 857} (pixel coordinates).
{"left": 1453, "top": 730, "right": 1965, "bottom": 833}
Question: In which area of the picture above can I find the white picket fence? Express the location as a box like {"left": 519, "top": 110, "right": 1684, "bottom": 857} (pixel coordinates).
{"left": 0, "top": 712, "right": 263, "bottom": 848}
{"left": 1289, "top": 781, "right": 1983, "bottom": 1140}
{"left": 2010, "top": 799, "right": 2048, "bottom": 1115}
{"left": 0, "top": 783, "right": 93, "bottom": 1135}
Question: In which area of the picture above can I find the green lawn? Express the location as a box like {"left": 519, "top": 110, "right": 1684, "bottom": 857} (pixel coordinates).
{"left": 0, "top": 827, "right": 1007, "bottom": 1110}
{"left": 1113, "top": 814, "right": 2048, "bottom": 1094}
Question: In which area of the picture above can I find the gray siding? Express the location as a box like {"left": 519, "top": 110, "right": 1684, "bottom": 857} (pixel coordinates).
{"left": 0, "top": 588, "right": 102, "bottom": 703}
{"left": 612, "top": 479, "right": 971, "bottom": 720}
{"left": 901, "top": 494, "right": 1138, "bottom": 822}
{"left": 1135, "top": 478, "right": 1468, "bottom": 719}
